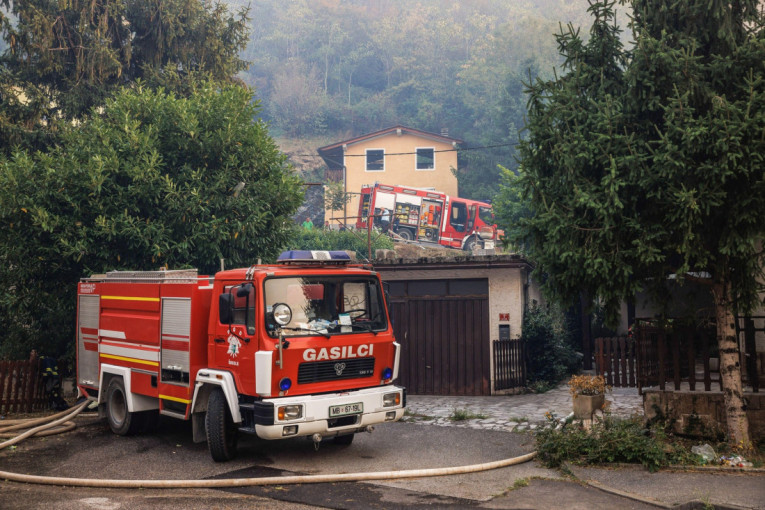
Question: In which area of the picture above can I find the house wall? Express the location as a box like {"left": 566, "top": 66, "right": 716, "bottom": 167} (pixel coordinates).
{"left": 325, "top": 131, "right": 458, "bottom": 226}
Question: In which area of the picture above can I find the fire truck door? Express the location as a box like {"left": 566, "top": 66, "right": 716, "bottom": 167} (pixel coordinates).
{"left": 160, "top": 298, "right": 191, "bottom": 386}
{"left": 468, "top": 204, "right": 477, "bottom": 231}
{"left": 213, "top": 284, "right": 254, "bottom": 370}
{"left": 77, "top": 294, "right": 100, "bottom": 387}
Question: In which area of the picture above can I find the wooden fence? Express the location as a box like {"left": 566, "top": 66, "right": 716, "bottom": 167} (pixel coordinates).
{"left": 594, "top": 336, "right": 637, "bottom": 388}
{"left": 493, "top": 338, "right": 526, "bottom": 391}
{"left": 636, "top": 325, "right": 730, "bottom": 393}
{"left": 0, "top": 359, "right": 48, "bottom": 414}
{"left": 596, "top": 320, "right": 762, "bottom": 394}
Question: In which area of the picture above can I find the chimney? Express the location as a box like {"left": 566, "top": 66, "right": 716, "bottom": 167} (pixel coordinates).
{"left": 440, "top": 127, "right": 449, "bottom": 137}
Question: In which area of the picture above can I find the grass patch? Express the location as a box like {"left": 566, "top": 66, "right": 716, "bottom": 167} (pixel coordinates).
{"left": 402, "top": 408, "right": 435, "bottom": 422}
{"left": 449, "top": 408, "right": 489, "bottom": 421}
{"left": 511, "top": 478, "right": 529, "bottom": 490}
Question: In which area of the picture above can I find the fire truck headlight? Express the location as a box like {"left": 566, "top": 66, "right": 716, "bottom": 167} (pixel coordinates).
{"left": 382, "top": 367, "right": 393, "bottom": 381}
{"left": 279, "top": 377, "right": 292, "bottom": 391}
{"left": 273, "top": 303, "right": 292, "bottom": 326}
{"left": 277, "top": 404, "right": 303, "bottom": 421}
{"left": 383, "top": 391, "right": 400, "bottom": 407}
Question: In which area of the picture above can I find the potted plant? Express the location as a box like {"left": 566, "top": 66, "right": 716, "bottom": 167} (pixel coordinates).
{"left": 568, "top": 375, "right": 610, "bottom": 419}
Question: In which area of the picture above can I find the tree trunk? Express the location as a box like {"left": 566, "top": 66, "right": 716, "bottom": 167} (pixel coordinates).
{"left": 712, "top": 280, "right": 751, "bottom": 448}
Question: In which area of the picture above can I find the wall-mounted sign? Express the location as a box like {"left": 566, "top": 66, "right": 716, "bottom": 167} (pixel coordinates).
{"left": 499, "top": 313, "right": 509, "bottom": 322}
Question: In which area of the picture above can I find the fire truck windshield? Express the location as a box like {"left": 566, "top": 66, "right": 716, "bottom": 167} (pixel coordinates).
{"left": 478, "top": 206, "right": 494, "bottom": 225}
{"left": 264, "top": 276, "right": 387, "bottom": 337}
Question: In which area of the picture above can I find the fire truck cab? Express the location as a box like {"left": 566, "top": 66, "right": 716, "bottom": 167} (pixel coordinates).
{"left": 76, "top": 251, "right": 405, "bottom": 461}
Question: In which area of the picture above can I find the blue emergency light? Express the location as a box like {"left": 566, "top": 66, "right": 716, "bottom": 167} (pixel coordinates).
{"left": 276, "top": 250, "right": 352, "bottom": 263}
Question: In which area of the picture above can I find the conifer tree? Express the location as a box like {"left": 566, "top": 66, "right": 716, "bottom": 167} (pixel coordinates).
{"left": 509, "top": 0, "right": 764, "bottom": 446}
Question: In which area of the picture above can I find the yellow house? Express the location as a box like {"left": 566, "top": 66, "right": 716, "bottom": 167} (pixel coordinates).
{"left": 318, "top": 125, "right": 462, "bottom": 228}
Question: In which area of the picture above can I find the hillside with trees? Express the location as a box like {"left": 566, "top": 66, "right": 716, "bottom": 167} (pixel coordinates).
{"left": 226, "top": 0, "right": 598, "bottom": 201}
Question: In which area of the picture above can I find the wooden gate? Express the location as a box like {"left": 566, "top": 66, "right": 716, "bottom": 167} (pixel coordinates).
{"left": 595, "top": 336, "right": 637, "bottom": 388}
{"left": 387, "top": 279, "right": 490, "bottom": 395}
{"left": 493, "top": 338, "right": 526, "bottom": 391}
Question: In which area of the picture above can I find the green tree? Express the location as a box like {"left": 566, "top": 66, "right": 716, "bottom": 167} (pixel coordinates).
{"left": 510, "top": 0, "right": 764, "bottom": 447}
{"left": 493, "top": 165, "right": 531, "bottom": 250}
{"left": 0, "top": 82, "right": 303, "bottom": 359}
{"left": 0, "top": 0, "right": 249, "bottom": 152}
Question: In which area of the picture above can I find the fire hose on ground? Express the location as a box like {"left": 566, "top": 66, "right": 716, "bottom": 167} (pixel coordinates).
{"left": 0, "top": 401, "right": 537, "bottom": 488}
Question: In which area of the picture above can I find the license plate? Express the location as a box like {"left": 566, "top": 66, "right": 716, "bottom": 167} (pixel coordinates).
{"left": 329, "top": 402, "right": 363, "bottom": 417}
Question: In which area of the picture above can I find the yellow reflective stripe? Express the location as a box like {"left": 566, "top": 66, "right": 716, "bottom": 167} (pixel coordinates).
{"left": 101, "top": 295, "right": 160, "bottom": 302}
{"left": 99, "top": 353, "right": 159, "bottom": 367}
{"left": 160, "top": 394, "right": 191, "bottom": 404}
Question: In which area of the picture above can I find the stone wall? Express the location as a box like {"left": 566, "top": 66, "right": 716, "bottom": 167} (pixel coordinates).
{"left": 643, "top": 390, "right": 765, "bottom": 440}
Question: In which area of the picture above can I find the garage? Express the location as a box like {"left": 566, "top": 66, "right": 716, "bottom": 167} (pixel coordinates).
{"left": 375, "top": 254, "right": 540, "bottom": 396}
{"left": 386, "top": 279, "right": 490, "bottom": 395}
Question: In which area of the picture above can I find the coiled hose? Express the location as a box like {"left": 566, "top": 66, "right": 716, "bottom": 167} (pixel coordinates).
{"left": 0, "top": 401, "right": 536, "bottom": 488}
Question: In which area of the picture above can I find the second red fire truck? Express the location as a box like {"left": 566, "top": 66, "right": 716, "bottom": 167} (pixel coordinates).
{"left": 356, "top": 183, "right": 500, "bottom": 250}
{"left": 76, "top": 251, "right": 405, "bottom": 461}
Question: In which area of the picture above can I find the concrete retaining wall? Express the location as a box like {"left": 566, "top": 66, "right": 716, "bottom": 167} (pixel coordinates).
{"left": 643, "top": 390, "right": 765, "bottom": 440}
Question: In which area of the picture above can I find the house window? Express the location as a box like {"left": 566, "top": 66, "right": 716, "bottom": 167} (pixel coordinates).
{"left": 416, "top": 148, "right": 435, "bottom": 170}
{"left": 366, "top": 149, "right": 385, "bottom": 171}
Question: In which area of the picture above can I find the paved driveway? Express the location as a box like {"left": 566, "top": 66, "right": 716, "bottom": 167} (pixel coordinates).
{"left": 405, "top": 383, "right": 643, "bottom": 431}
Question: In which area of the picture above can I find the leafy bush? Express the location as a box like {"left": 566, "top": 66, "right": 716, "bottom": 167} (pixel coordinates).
{"left": 289, "top": 228, "right": 394, "bottom": 261}
{"left": 536, "top": 416, "right": 698, "bottom": 472}
{"left": 522, "top": 304, "right": 579, "bottom": 388}
{"left": 0, "top": 83, "right": 302, "bottom": 360}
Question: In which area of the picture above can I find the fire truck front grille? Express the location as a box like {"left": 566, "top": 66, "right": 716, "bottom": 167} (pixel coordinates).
{"left": 297, "top": 357, "right": 375, "bottom": 384}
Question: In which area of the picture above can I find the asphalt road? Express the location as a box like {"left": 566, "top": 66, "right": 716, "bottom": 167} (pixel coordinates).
{"left": 0, "top": 414, "right": 667, "bottom": 509}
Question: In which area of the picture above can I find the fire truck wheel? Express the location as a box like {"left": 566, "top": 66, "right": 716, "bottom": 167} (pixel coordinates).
{"left": 206, "top": 388, "right": 238, "bottom": 462}
{"left": 105, "top": 378, "right": 142, "bottom": 436}
{"left": 333, "top": 433, "right": 354, "bottom": 446}
{"left": 398, "top": 228, "right": 413, "bottom": 241}
{"left": 463, "top": 236, "right": 478, "bottom": 251}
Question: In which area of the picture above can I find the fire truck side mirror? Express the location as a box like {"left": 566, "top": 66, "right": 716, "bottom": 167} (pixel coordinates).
{"left": 219, "top": 293, "right": 234, "bottom": 324}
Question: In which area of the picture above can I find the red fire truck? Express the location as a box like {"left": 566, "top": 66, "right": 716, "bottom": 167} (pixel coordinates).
{"left": 76, "top": 251, "right": 405, "bottom": 461}
{"left": 356, "top": 183, "right": 499, "bottom": 250}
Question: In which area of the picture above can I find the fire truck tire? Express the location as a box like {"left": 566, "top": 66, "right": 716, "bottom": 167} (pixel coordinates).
{"left": 105, "top": 379, "right": 142, "bottom": 436}
{"left": 206, "top": 388, "right": 238, "bottom": 462}
{"left": 463, "top": 235, "right": 478, "bottom": 251}
{"left": 398, "top": 228, "right": 414, "bottom": 241}
{"left": 333, "top": 433, "right": 354, "bottom": 446}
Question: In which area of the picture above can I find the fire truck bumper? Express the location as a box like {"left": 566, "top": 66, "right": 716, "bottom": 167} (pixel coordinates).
{"left": 251, "top": 385, "right": 406, "bottom": 440}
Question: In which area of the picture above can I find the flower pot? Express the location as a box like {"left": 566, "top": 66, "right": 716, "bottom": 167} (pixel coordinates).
{"left": 572, "top": 394, "right": 605, "bottom": 420}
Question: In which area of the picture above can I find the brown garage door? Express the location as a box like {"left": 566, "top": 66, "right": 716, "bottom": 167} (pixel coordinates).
{"left": 387, "top": 279, "right": 490, "bottom": 396}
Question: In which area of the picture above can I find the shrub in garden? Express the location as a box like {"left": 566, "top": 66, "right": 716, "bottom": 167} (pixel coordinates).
{"left": 535, "top": 414, "right": 699, "bottom": 472}
{"left": 522, "top": 304, "right": 579, "bottom": 390}
{"left": 290, "top": 227, "right": 394, "bottom": 261}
